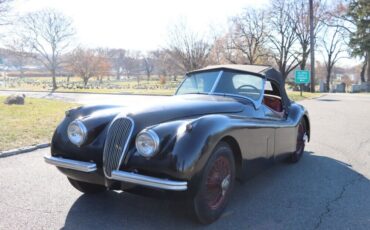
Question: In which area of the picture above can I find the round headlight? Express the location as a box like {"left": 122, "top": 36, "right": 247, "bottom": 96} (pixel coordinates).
{"left": 135, "top": 130, "right": 160, "bottom": 157}
{"left": 67, "top": 120, "right": 87, "bottom": 146}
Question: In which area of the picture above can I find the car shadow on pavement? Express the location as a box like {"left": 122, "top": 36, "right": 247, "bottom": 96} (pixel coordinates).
{"left": 62, "top": 152, "right": 370, "bottom": 230}
{"left": 315, "top": 99, "right": 341, "bottom": 102}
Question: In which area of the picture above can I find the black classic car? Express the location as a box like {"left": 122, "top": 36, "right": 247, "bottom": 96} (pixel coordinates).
{"left": 45, "top": 64, "right": 310, "bottom": 223}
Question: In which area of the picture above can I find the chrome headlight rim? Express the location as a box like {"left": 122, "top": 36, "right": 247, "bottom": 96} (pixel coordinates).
{"left": 67, "top": 120, "right": 88, "bottom": 147}
{"left": 135, "top": 129, "right": 160, "bottom": 158}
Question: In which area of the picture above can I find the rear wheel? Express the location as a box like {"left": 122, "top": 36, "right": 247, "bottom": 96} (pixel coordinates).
{"left": 191, "top": 142, "right": 236, "bottom": 224}
{"left": 67, "top": 178, "right": 107, "bottom": 194}
{"left": 290, "top": 120, "right": 308, "bottom": 163}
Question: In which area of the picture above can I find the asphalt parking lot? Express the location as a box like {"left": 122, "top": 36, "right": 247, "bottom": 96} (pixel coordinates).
{"left": 0, "top": 93, "right": 369, "bottom": 229}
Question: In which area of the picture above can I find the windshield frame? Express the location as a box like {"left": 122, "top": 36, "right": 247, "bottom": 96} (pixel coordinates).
{"left": 175, "top": 69, "right": 266, "bottom": 109}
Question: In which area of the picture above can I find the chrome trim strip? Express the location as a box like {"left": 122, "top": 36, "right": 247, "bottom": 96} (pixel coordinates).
{"left": 111, "top": 170, "right": 188, "bottom": 191}
{"left": 44, "top": 155, "right": 97, "bottom": 172}
{"left": 210, "top": 70, "right": 224, "bottom": 93}
{"left": 174, "top": 75, "right": 187, "bottom": 95}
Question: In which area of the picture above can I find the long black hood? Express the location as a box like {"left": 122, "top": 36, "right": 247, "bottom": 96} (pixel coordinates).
{"left": 120, "top": 94, "right": 245, "bottom": 128}
{"left": 51, "top": 94, "right": 246, "bottom": 166}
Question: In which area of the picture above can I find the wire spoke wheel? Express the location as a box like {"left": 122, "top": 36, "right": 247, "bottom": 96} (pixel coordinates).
{"left": 205, "top": 156, "right": 231, "bottom": 210}
{"left": 291, "top": 120, "right": 307, "bottom": 163}
{"left": 191, "top": 142, "right": 235, "bottom": 224}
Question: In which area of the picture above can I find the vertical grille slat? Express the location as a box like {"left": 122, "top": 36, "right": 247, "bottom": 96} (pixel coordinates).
{"left": 103, "top": 117, "right": 134, "bottom": 178}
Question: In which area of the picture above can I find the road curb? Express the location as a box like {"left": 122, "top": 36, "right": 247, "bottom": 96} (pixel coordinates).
{"left": 0, "top": 143, "right": 50, "bottom": 158}
{"left": 311, "top": 94, "right": 327, "bottom": 100}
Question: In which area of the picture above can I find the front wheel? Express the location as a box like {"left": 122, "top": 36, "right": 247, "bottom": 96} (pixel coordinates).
{"left": 191, "top": 142, "right": 236, "bottom": 224}
{"left": 290, "top": 120, "right": 308, "bottom": 163}
{"left": 67, "top": 178, "right": 107, "bottom": 194}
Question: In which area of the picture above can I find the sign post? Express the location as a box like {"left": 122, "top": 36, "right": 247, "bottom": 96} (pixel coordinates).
{"left": 295, "top": 70, "right": 311, "bottom": 96}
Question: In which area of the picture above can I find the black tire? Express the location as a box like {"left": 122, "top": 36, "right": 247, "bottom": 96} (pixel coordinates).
{"left": 290, "top": 119, "right": 307, "bottom": 163}
{"left": 67, "top": 178, "right": 107, "bottom": 194}
{"left": 191, "top": 142, "right": 236, "bottom": 224}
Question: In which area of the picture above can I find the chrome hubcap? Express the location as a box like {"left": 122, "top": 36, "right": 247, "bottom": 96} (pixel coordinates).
{"left": 221, "top": 175, "right": 231, "bottom": 196}
{"left": 303, "top": 133, "right": 308, "bottom": 144}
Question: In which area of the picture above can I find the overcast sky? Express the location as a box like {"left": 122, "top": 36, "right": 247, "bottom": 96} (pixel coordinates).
{"left": 13, "top": 0, "right": 269, "bottom": 50}
{"left": 10, "top": 0, "right": 360, "bottom": 66}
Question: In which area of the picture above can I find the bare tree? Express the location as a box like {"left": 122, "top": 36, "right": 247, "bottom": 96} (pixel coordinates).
{"left": 230, "top": 8, "right": 269, "bottom": 64}
{"left": 142, "top": 53, "right": 154, "bottom": 82}
{"left": 320, "top": 25, "right": 346, "bottom": 91}
{"left": 5, "top": 36, "right": 31, "bottom": 78}
{"left": 291, "top": 0, "right": 324, "bottom": 71}
{"left": 108, "top": 49, "right": 126, "bottom": 80}
{"left": 268, "top": 0, "right": 301, "bottom": 80}
{"left": 207, "top": 32, "right": 240, "bottom": 65}
{"left": 19, "top": 9, "right": 75, "bottom": 90}
{"left": 122, "top": 50, "right": 141, "bottom": 84}
{"left": 167, "top": 20, "right": 210, "bottom": 72}
{"left": 68, "top": 47, "right": 110, "bottom": 87}
{"left": 152, "top": 49, "right": 181, "bottom": 81}
{"left": 0, "top": 0, "right": 12, "bottom": 26}
{"left": 95, "top": 48, "right": 112, "bottom": 83}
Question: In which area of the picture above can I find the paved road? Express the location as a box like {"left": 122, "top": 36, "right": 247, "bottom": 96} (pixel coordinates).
{"left": 0, "top": 93, "right": 370, "bottom": 230}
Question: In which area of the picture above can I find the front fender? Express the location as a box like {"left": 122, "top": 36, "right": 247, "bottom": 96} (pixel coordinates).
{"left": 51, "top": 105, "right": 123, "bottom": 166}
{"left": 171, "top": 114, "right": 232, "bottom": 179}
{"left": 126, "top": 114, "right": 234, "bottom": 181}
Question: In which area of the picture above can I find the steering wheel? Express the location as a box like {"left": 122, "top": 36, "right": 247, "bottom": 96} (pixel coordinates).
{"left": 237, "top": 84, "right": 259, "bottom": 94}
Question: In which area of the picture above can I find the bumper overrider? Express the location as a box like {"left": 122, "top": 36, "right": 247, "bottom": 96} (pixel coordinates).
{"left": 44, "top": 155, "right": 188, "bottom": 191}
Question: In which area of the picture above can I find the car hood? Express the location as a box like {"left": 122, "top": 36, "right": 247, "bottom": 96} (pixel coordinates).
{"left": 119, "top": 94, "right": 245, "bottom": 127}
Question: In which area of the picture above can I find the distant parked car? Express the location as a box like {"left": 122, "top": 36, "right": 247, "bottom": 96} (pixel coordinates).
{"left": 45, "top": 64, "right": 310, "bottom": 223}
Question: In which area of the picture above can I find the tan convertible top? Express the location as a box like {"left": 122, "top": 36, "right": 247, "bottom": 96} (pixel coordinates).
{"left": 187, "top": 64, "right": 291, "bottom": 106}
{"left": 188, "top": 64, "right": 271, "bottom": 74}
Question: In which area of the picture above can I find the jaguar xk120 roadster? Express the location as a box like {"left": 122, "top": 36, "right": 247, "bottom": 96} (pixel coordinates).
{"left": 45, "top": 64, "right": 310, "bottom": 223}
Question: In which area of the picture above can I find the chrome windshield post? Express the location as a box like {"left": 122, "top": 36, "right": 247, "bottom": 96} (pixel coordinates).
{"left": 210, "top": 70, "right": 224, "bottom": 93}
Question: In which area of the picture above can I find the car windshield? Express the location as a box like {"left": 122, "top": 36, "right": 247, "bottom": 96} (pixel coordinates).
{"left": 176, "top": 71, "right": 220, "bottom": 95}
{"left": 176, "top": 70, "right": 264, "bottom": 102}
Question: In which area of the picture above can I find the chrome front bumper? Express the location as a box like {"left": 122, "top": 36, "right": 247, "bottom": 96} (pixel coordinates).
{"left": 44, "top": 155, "right": 97, "bottom": 172}
{"left": 44, "top": 155, "right": 188, "bottom": 191}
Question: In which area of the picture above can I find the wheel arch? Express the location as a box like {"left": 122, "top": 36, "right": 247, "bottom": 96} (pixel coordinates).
{"left": 219, "top": 135, "right": 243, "bottom": 179}
{"left": 302, "top": 114, "right": 310, "bottom": 142}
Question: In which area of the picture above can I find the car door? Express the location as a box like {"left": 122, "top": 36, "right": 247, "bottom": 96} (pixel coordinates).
{"left": 262, "top": 81, "right": 296, "bottom": 158}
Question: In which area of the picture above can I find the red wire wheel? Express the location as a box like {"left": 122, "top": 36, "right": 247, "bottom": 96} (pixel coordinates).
{"left": 296, "top": 123, "right": 305, "bottom": 154}
{"left": 204, "top": 156, "right": 231, "bottom": 210}
{"left": 291, "top": 120, "right": 307, "bottom": 163}
{"left": 192, "top": 142, "right": 235, "bottom": 224}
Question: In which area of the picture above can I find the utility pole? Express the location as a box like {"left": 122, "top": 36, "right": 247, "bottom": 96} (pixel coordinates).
{"left": 309, "top": 0, "right": 315, "bottom": 92}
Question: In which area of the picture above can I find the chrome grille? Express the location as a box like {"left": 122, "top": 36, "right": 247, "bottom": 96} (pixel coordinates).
{"left": 103, "top": 117, "right": 134, "bottom": 177}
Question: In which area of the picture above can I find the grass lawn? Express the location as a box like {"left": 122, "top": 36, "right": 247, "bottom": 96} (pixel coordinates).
{"left": 0, "top": 96, "right": 78, "bottom": 151}
{"left": 288, "top": 91, "right": 322, "bottom": 101}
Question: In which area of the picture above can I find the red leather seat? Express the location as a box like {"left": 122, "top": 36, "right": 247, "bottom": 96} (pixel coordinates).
{"left": 263, "top": 96, "right": 283, "bottom": 112}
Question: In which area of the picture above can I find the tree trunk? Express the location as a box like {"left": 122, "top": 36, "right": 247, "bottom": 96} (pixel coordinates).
{"left": 360, "top": 54, "right": 367, "bottom": 83}
{"left": 116, "top": 71, "right": 120, "bottom": 80}
{"left": 83, "top": 75, "right": 89, "bottom": 87}
{"left": 51, "top": 69, "right": 57, "bottom": 90}
{"left": 326, "top": 68, "right": 331, "bottom": 92}
{"left": 309, "top": 0, "right": 315, "bottom": 93}
{"left": 367, "top": 53, "right": 370, "bottom": 82}
{"left": 20, "top": 69, "right": 25, "bottom": 78}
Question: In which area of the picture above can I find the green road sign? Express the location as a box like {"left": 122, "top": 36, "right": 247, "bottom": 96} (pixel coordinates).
{"left": 295, "top": 70, "right": 310, "bottom": 84}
